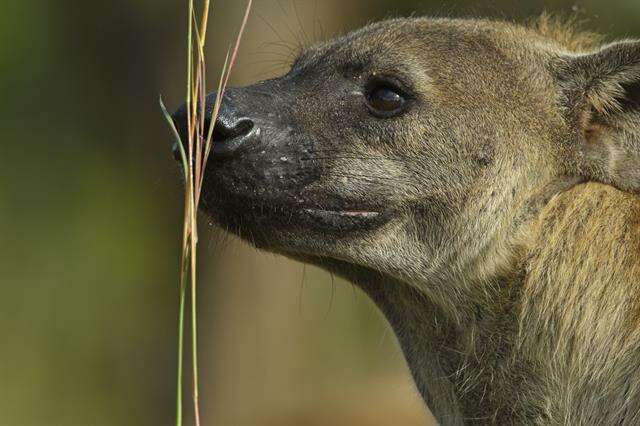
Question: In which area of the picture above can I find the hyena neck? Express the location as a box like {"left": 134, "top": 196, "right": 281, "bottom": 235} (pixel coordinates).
{"left": 362, "top": 277, "right": 467, "bottom": 424}
{"left": 306, "top": 232, "right": 531, "bottom": 423}
{"left": 339, "top": 266, "right": 526, "bottom": 425}
{"left": 290, "top": 236, "right": 526, "bottom": 420}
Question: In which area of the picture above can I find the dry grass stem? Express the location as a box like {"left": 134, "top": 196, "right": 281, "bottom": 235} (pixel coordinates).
{"left": 160, "top": 1, "right": 252, "bottom": 425}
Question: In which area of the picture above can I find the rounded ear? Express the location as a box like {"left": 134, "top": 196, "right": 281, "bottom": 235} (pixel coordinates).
{"left": 555, "top": 40, "right": 640, "bottom": 194}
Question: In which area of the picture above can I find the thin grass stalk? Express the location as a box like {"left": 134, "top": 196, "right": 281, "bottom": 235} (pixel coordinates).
{"left": 190, "top": 10, "right": 204, "bottom": 426}
{"left": 181, "top": 1, "right": 195, "bottom": 425}
{"left": 200, "top": 0, "right": 212, "bottom": 43}
{"left": 158, "top": 95, "right": 188, "bottom": 426}
{"left": 189, "top": 192, "right": 200, "bottom": 425}
{"left": 176, "top": 246, "right": 188, "bottom": 426}
{"left": 199, "top": 0, "right": 252, "bottom": 194}
{"left": 160, "top": 1, "right": 252, "bottom": 425}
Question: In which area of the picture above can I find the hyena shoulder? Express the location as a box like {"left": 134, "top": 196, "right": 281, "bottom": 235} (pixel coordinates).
{"left": 518, "top": 182, "right": 640, "bottom": 423}
{"left": 527, "top": 182, "right": 640, "bottom": 290}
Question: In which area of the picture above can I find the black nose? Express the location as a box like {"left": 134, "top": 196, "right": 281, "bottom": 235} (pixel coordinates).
{"left": 209, "top": 108, "right": 256, "bottom": 157}
{"left": 171, "top": 90, "right": 258, "bottom": 161}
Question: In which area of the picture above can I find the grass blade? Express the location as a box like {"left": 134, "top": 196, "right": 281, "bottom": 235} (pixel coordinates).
{"left": 161, "top": 1, "right": 252, "bottom": 425}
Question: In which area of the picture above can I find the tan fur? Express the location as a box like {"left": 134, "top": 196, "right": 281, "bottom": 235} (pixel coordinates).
{"left": 189, "top": 14, "right": 640, "bottom": 425}
{"left": 304, "top": 21, "right": 640, "bottom": 423}
{"left": 529, "top": 13, "right": 604, "bottom": 53}
{"left": 518, "top": 183, "right": 640, "bottom": 424}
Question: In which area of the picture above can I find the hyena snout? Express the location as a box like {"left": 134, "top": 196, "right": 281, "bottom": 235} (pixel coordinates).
{"left": 171, "top": 89, "right": 259, "bottom": 161}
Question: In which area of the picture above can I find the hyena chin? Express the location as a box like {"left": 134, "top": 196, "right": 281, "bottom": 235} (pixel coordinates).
{"left": 173, "top": 15, "right": 640, "bottom": 425}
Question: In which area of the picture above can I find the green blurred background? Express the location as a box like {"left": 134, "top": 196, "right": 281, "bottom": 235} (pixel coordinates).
{"left": 1, "top": 1, "right": 638, "bottom": 425}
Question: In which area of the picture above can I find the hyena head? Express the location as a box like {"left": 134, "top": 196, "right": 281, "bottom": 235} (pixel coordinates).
{"left": 172, "top": 17, "right": 640, "bottom": 312}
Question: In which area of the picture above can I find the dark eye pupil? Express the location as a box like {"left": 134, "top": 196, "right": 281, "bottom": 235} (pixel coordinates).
{"left": 368, "top": 87, "right": 404, "bottom": 113}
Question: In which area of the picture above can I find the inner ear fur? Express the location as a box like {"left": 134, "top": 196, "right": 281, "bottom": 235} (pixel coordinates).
{"left": 556, "top": 40, "right": 640, "bottom": 194}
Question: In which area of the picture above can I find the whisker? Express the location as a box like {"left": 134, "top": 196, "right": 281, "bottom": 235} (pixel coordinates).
{"left": 244, "top": 59, "right": 292, "bottom": 70}
{"left": 328, "top": 172, "right": 423, "bottom": 193}
{"left": 292, "top": 0, "right": 310, "bottom": 47}
{"left": 250, "top": 49, "right": 297, "bottom": 59}
{"left": 325, "top": 272, "right": 337, "bottom": 319}
{"left": 256, "top": 13, "right": 302, "bottom": 56}
{"left": 275, "top": 0, "right": 307, "bottom": 54}
{"left": 260, "top": 40, "right": 300, "bottom": 52}
{"left": 299, "top": 263, "right": 307, "bottom": 315}
{"left": 301, "top": 155, "right": 415, "bottom": 164}
{"left": 306, "top": 148, "right": 413, "bottom": 162}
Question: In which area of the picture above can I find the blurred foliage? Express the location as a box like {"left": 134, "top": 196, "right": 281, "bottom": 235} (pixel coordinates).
{"left": 1, "top": 1, "right": 638, "bottom": 425}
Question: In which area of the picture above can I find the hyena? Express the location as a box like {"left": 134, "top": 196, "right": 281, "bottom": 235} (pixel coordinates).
{"left": 173, "top": 15, "right": 640, "bottom": 425}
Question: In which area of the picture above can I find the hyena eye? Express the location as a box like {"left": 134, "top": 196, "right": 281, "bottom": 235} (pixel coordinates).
{"left": 365, "top": 82, "right": 406, "bottom": 117}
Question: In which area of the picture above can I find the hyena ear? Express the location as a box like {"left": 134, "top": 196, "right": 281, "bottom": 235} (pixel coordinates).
{"left": 556, "top": 40, "right": 640, "bottom": 193}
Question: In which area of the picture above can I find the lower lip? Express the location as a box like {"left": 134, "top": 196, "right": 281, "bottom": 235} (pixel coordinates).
{"left": 204, "top": 197, "right": 389, "bottom": 233}
{"left": 303, "top": 209, "right": 381, "bottom": 219}
{"left": 300, "top": 208, "right": 386, "bottom": 232}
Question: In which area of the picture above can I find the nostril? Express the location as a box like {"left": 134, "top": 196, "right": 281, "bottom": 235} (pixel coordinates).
{"left": 211, "top": 117, "right": 254, "bottom": 143}
{"left": 235, "top": 119, "right": 254, "bottom": 138}
{"left": 209, "top": 117, "right": 257, "bottom": 157}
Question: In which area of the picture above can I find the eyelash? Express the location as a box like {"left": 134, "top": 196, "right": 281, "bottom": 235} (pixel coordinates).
{"left": 366, "top": 72, "right": 412, "bottom": 92}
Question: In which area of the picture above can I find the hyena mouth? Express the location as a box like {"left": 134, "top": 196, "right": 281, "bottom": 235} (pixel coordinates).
{"left": 208, "top": 198, "right": 391, "bottom": 235}
{"left": 304, "top": 209, "right": 381, "bottom": 219}
{"left": 300, "top": 207, "right": 389, "bottom": 232}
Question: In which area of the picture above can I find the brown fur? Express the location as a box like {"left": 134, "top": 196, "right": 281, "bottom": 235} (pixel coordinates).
{"left": 177, "top": 14, "right": 640, "bottom": 425}
{"left": 519, "top": 183, "right": 640, "bottom": 424}
{"left": 529, "top": 13, "right": 604, "bottom": 53}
